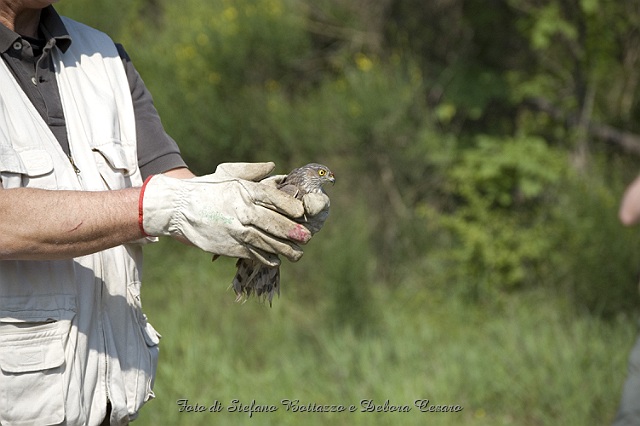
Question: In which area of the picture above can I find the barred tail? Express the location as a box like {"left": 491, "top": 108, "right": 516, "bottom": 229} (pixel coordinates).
{"left": 232, "top": 259, "right": 281, "bottom": 306}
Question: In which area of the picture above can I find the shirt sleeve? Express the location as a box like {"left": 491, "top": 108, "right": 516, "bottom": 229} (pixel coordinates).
{"left": 115, "top": 43, "right": 188, "bottom": 180}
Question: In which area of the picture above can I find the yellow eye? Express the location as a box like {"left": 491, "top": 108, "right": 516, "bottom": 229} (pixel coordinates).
{"left": 318, "top": 169, "right": 326, "bottom": 176}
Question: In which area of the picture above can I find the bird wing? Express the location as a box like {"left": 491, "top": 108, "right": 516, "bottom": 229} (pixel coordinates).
{"left": 277, "top": 182, "right": 302, "bottom": 199}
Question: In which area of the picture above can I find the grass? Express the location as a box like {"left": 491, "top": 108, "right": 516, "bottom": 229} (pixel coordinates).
{"left": 134, "top": 238, "right": 637, "bottom": 426}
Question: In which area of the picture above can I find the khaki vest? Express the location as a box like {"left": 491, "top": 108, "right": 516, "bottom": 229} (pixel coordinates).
{"left": 0, "top": 17, "right": 159, "bottom": 426}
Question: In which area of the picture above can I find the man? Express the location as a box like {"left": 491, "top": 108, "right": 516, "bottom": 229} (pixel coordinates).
{"left": 615, "top": 175, "right": 640, "bottom": 425}
{"left": 0, "top": 1, "right": 326, "bottom": 425}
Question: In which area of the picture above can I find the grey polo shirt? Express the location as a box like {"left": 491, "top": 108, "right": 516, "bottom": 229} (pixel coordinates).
{"left": 0, "top": 6, "right": 187, "bottom": 179}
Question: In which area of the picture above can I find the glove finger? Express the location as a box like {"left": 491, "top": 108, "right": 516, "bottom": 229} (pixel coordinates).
{"left": 247, "top": 206, "right": 312, "bottom": 245}
{"left": 246, "top": 247, "right": 281, "bottom": 267}
{"left": 260, "top": 174, "right": 286, "bottom": 189}
{"left": 215, "top": 162, "right": 276, "bottom": 181}
{"left": 302, "top": 193, "right": 330, "bottom": 216}
{"left": 240, "top": 226, "right": 304, "bottom": 262}
{"left": 242, "top": 181, "right": 306, "bottom": 218}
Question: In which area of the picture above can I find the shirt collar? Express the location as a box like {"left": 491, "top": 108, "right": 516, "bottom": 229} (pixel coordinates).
{"left": 0, "top": 5, "right": 71, "bottom": 54}
{"left": 0, "top": 19, "right": 20, "bottom": 54}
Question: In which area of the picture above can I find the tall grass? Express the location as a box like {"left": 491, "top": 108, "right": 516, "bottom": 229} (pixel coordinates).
{"left": 135, "top": 239, "right": 636, "bottom": 426}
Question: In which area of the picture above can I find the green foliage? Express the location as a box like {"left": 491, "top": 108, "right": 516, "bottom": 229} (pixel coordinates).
{"left": 322, "top": 202, "right": 378, "bottom": 334}
{"left": 55, "top": 0, "right": 141, "bottom": 37}
{"left": 55, "top": 0, "right": 640, "bottom": 314}
{"left": 528, "top": 3, "right": 577, "bottom": 50}
{"left": 137, "top": 241, "right": 636, "bottom": 426}
{"left": 119, "top": 0, "right": 312, "bottom": 170}
{"left": 50, "top": 1, "right": 640, "bottom": 422}
{"left": 550, "top": 174, "right": 640, "bottom": 317}
{"left": 432, "top": 136, "right": 566, "bottom": 294}
{"left": 450, "top": 135, "right": 565, "bottom": 209}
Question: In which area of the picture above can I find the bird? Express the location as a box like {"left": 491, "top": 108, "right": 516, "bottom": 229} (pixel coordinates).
{"left": 232, "top": 163, "right": 335, "bottom": 305}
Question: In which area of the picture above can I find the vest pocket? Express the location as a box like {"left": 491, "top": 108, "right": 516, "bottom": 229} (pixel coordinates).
{"left": 0, "top": 148, "right": 57, "bottom": 189}
{"left": 0, "top": 319, "right": 71, "bottom": 425}
{"left": 126, "top": 280, "right": 161, "bottom": 408}
{"left": 92, "top": 140, "right": 135, "bottom": 190}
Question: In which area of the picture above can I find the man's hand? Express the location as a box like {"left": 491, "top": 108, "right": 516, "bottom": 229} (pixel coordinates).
{"left": 140, "top": 163, "right": 311, "bottom": 266}
{"left": 261, "top": 173, "right": 331, "bottom": 235}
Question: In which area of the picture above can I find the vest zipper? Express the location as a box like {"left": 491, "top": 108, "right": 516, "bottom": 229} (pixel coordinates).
{"left": 68, "top": 155, "right": 81, "bottom": 174}
{"left": 98, "top": 251, "right": 111, "bottom": 413}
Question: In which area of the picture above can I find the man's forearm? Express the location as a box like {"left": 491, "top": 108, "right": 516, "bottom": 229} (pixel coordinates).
{"left": 0, "top": 186, "right": 143, "bottom": 260}
{"left": 0, "top": 167, "right": 195, "bottom": 260}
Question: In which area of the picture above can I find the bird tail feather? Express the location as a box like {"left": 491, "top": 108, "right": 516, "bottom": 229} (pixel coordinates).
{"left": 232, "top": 259, "right": 280, "bottom": 306}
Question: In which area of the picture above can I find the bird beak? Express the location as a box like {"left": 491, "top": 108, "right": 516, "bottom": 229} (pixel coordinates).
{"left": 328, "top": 173, "right": 335, "bottom": 185}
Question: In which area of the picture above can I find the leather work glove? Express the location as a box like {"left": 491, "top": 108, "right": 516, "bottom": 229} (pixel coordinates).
{"left": 301, "top": 192, "right": 330, "bottom": 235}
{"left": 262, "top": 174, "right": 331, "bottom": 235}
{"left": 139, "top": 162, "right": 311, "bottom": 266}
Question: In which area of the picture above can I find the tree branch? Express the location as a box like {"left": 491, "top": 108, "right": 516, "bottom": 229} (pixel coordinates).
{"left": 523, "top": 97, "right": 640, "bottom": 157}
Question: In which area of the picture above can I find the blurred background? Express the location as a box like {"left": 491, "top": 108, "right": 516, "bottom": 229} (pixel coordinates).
{"left": 58, "top": 0, "right": 640, "bottom": 424}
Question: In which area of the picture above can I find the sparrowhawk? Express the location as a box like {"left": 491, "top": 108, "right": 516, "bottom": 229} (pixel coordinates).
{"left": 232, "top": 163, "right": 335, "bottom": 305}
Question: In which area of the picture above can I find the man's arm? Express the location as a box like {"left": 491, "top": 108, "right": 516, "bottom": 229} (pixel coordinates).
{"left": 620, "top": 175, "right": 640, "bottom": 226}
{"left": 0, "top": 186, "right": 142, "bottom": 260}
{"left": 0, "top": 165, "right": 312, "bottom": 265}
{"left": 163, "top": 167, "right": 195, "bottom": 179}
{"left": 0, "top": 167, "right": 194, "bottom": 261}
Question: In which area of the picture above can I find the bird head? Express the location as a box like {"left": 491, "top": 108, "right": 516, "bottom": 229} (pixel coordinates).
{"left": 288, "top": 163, "right": 335, "bottom": 193}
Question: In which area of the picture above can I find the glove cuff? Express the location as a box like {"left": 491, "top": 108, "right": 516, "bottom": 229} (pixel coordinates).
{"left": 138, "top": 175, "right": 154, "bottom": 237}
{"left": 140, "top": 174, "right": 185, "bottom": 237}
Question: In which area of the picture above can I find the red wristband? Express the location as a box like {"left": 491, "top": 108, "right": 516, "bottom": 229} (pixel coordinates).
{"left": 138, "top": 175, "right": 154, "bottom": 237}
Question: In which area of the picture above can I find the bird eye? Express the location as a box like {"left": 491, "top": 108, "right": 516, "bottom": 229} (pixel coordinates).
{"left": 318, "top": 169, "right": 326, "bottom": 176}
